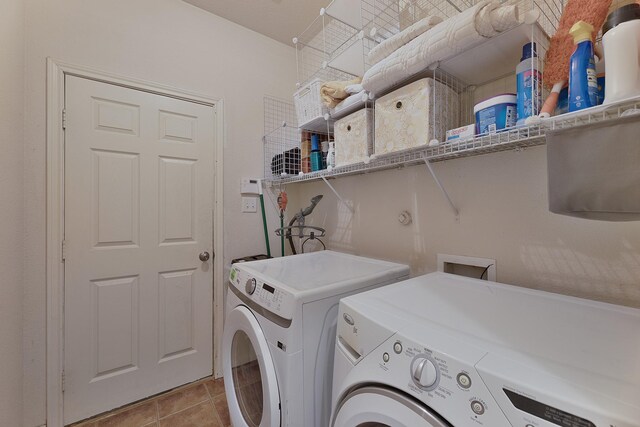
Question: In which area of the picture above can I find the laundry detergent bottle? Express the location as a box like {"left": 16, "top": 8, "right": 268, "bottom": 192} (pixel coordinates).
{"left": 568, "top": 21, "right": 598, "bottom": 112}
{"left": 516, "top": 42, "right": 542, "bottom": 125}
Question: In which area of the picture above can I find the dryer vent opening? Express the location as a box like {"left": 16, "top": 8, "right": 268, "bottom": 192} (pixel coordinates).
{"left": 437, "top": 254, "right": 496, "bottom": 282}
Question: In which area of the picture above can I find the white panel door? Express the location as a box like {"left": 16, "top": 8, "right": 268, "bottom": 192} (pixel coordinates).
{"left": 64, "top": 76, "right": 215, "bottom": 424}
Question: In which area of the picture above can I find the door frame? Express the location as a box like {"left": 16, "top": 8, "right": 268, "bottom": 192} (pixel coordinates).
{"left": 46, "top": 58, "right": 225, "bottom": 427}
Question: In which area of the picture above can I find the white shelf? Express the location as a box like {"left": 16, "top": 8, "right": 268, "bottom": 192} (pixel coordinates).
{"left": 440, "top": 22, "right": 549, "bottom": 86}
{"left": 264, "top": 98, "right": 640, "bottom": 185}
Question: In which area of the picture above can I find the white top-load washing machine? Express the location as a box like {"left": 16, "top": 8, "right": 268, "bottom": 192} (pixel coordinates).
{"left": 332, "top": 272, "right": 640, "bottom": 427}
{"left": 223, "top": 250, "right": 410, "bottom": 427}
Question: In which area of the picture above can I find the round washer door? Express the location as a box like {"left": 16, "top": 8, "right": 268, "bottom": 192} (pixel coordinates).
{"left": 333, "top": 386, "right": 452, "bottom": 427}
{"left": 223, "top": 306, "right": 280, "bottom": 427}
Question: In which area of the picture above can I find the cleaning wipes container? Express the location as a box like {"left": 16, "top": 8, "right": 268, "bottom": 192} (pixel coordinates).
{"left": 602, "top": 3, "right": 640, "bottom": 104}
{"left": 474, "top": 94, "right": 517, "bottom": 135}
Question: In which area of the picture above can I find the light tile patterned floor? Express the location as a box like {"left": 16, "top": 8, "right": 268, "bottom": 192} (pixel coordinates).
{"left": 69, "top": 376, "right": 231, "bottom": 427}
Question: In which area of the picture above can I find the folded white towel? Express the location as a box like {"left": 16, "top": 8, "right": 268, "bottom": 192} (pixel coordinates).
{"left": 331, "top": 90, "right": 368, "bottom": 116}
{"left": 368, "top": 15, "right": 443, "bottom": 66}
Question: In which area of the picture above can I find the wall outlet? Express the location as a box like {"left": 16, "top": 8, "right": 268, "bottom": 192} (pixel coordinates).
{"left": 241, "top": 197, "right": 257, "bottom": 213}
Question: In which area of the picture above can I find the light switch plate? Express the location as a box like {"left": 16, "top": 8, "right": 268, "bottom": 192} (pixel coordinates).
{"left": 242, "top": 197, "right": 257, "bottom": 213}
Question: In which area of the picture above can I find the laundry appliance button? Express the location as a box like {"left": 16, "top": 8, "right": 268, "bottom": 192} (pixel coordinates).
{"left": 393, "top": 342, "right": 403, "bottom": 354}
{"left": 245, "top": 278, "right": 257, "bottom": 295}
{"left": 456, "top": 373, "right": 472, "bottom": 389}
{"left": 343, "top": 313, "right": 355, "bottom": 325}
{"left": 471, "top": 400, "right": 485, "bottom": 415}
{"left": 383, "top": 353, "right": 390, "bottom": 363}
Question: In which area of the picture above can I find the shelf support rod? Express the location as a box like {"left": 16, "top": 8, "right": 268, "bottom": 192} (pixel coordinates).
{"left": 321, "top": 176, "right": 354, "bottom": 213}
{"left": 421, "top": 155, "right": 459, "bottom": 218}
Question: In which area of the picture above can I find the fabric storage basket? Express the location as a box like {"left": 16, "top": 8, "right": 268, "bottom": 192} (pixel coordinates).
{"left": 334, "top": 108, "right": 373, "bottom": 167}
{"left": 294, "top": 78, "right": 329, "bottom": 132}
{"left": 374, "top": 78, "right": 459, "bottom": 155}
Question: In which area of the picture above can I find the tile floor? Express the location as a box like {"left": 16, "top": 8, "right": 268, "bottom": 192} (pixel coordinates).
{"left": 70, "top": 376, "right": 231, "bottom": 427}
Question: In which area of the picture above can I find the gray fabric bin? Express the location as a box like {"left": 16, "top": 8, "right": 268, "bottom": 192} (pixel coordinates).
{"left": 547, "top": 114, "right": 640, "bottom": 221}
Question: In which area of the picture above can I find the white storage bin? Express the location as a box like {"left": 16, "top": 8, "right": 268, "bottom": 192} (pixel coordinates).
{"left": 294, "top": 79, "right": 331, "bottom": 133}
{"left": 334, "top": 108, "right": 373, "bottom": 166}
{"left": 374, "top": 78, "right": 459, "bottom": 155}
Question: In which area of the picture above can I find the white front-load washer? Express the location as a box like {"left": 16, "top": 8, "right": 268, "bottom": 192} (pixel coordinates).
{"left": 331, "top": 272, "right": 640, "bottom": 427}
{"left": 223, "top": 250, "right": 410, "bottom": 427}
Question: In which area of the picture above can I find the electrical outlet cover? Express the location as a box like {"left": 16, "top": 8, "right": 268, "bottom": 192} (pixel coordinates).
{"left": 241, "top": 197, "right": 257, "bottom": 213}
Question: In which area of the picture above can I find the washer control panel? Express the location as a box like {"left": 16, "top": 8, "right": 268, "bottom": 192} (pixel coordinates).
{"left": 230, "top": 267, "right": 295, "bottom": 320}
{"left": 361, "top": 332, "right": 512, "bottom": 427}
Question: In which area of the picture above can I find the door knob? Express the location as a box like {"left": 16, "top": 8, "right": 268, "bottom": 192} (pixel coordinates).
{"left": 199, "top": 251, "right": 210, "bottom": 262}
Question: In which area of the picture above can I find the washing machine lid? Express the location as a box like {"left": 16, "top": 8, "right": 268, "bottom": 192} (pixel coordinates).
{"left": 234, "top": 251, "right": 409, "bottom": 300}
{"left": 340, "top": 272, "right": 640, "bottom": 422}
{"left": 332, "top": 385, "right": 451, "bottom": 427}
{"left": 342, "top": 272, "right": 640, "bottom": 377}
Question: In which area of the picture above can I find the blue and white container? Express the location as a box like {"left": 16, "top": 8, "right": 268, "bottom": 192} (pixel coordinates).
{"left": 516, "top": 42, "right": 542, "bottom": 125}
{"left": 568, "top": 21, "right": 598, "bottom": 112}
{"left": 474, "top": 94, "right": 517, "bottom": 135}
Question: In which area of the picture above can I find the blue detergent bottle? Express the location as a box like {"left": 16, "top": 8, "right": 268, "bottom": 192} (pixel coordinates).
{"left": 516, "top": 42, "right": 542, "bottom": 125}
{"left": 568, "top": 21, "right": 598, "bottom": 112}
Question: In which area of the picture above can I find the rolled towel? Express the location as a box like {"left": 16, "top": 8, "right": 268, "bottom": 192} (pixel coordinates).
{"left": 490, "top": 4, "right": 520, "bottom": 32}
{"left": 475, "top": 3, "right": 520, "bottom": 37}
{"left": 362, "top": 1, "right": 522, "bottom": 96}
{"left": 368, "top": 15, "right": 443, "bottom": 65}
{"left": 345, "top": 83, "right": 364, "bottom": 94}
{"left": 320, "top": 77, "right": 362, "bottom": 108}
{"left": 475, "top": 3, "right": 501, "bottom": 37}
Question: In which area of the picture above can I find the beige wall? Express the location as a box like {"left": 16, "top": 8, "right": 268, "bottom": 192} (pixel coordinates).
{"left": 0, "top": 0, "right": 25, "bottom": 425}
{"left": 290, "top": 146, "right": 640, "bottom": 308}
{"left": 23, "top": 0, "right": 296, "bottom": 425}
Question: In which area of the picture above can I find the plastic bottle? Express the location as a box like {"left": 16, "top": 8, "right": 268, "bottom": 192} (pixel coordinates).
{"left": 326, "top": 142, "right": 336, "bottom": 169}
{"left": 310, "top": 134, "right": 323, "bottom": 172}
{"left": 568, "top": 21, "right": 598, "bottom": 112}
{"left": 516, "top": 42, "right": 542, "bottom": 125}
{"left": 602, "top": 3, "right": 640, "bottom": 104}
{"left": 321, "top": 140, "right": 329, "bottom": 169}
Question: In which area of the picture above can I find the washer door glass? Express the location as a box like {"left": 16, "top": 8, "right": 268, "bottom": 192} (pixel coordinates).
{"left": 333, "top": 386, "right": 451, "bottom": 427}
{"left": 231, "top": 330, "right": 263, "bottom": 426}
{"left": 223, "top": 306, "right": 280, "bottom": 427}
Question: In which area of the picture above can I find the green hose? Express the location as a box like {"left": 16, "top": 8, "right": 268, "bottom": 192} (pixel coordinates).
{"left": 280, "top": 213, "right": 285, "bottom": 257}
{"left": 259, "top": 194, "right": 271, "bottom": 257}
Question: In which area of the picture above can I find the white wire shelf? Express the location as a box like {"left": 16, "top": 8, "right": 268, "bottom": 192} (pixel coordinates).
{"left": 264, "top": 98, "right": 640, "bottom": 186}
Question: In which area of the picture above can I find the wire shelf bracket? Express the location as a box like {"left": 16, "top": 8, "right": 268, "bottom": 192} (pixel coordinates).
{"left": 321, "top": 175, "right": 355, "bottom": 213}
{"left": 421, "top": 154, "right": 459, "bottom": 219}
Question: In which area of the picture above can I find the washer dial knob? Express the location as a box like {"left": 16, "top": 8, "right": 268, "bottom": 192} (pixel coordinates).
{"left": 245, "top": 278, "right": 257, "bottom": 295}
{"left": 411, "top": 356, "right": 439, "bottom": 389}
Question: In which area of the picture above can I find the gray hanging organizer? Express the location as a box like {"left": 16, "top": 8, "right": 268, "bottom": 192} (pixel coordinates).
{"left": 547, "top": 114, "right": 640, "bottom": 221}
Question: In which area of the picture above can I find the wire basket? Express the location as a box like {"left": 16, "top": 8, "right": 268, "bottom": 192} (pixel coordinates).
{"left": 263, "top": 97, "right": 301, "bottom": 180}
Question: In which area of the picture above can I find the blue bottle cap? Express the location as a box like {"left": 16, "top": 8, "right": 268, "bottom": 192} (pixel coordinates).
{"left": 521, "top": 42, "right": 537, "bottom": 61}
{"left": 311, "top": 134, "right": 320, "bottom": 151}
